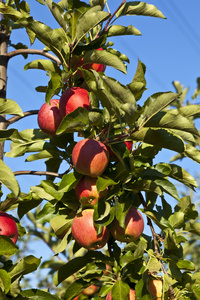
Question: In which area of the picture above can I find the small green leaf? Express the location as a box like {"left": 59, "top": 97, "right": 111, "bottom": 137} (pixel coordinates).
{"left": 0, "top": 160, "right": 20, "bottom": 196}
{"left": 20, "top": 289, "right": 60, "bottom": 299}
{"left": 0, "top": 269, "right": 11, "bottom": 294}
{"left": 111, "top": 280, "right": 130, "bottom": 300}
{"left": 0, "top": 236, "right": 18, "bottom": 256}
{"left": 45, "top": 71, "right": 62, "bottom": 104}
{"left": 176, "top": 259, "right": 195, "bottom": 271}
{"left": 56, "top": 107, "right": 89, "bottom": 134}
{"left": 107, "top": 24, "right": 141, "bottom": 37}
{"left": 0, "top": 99, "right": 23, "bottom": 116}
{"left": 168, "top": 212, "right": 185, "bottom": 228}
{"left": 24, "top": 59, "right": 61, "bottom": 74}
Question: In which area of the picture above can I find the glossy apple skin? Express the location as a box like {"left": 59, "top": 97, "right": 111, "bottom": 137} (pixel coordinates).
{"left": 110, "top": 207, "right": 144, "bottom": 243}
{"left": 83, "top": 285, "right": 98, "bottom": 295}
{"left": 37, "top": 99, "right": 63, "bottom": 136}
{"left": 59, "top": 87, "right": 90, "bottom": 117}
{"left": 0, "top": 211, "right": 18, "bottom": 244}
{"left": 71, "top": 209, "right": 109, "bottom": 250}
{"left": 77, "top": 48, "right": 106, "bottom": 78}
{"left": 106, "top": 288, "right": 135, "bottom": 300}
{"left": 147, "top": 278, "right": 163, "bottom": 299}
{"left": 75, "top": 176, "right": 108, "bottom": 207}
{"left": 72, "top": 139, "right": 109, "bottom": 177}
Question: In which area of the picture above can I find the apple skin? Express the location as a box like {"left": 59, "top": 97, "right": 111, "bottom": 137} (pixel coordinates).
{"left": 83, "top": 285, "right": 98, "bottom": 295}
{"left": 110, "top": 207, "right": 144, "bottom": 243}
{"left": 0, "top": 211, "right": 18, "bottom": 244}
{"left": 59, "top": 87, "right": 90, "bottom": 117}
{"left": 71, "top": 209, "right": 109, "bottom": 250}
{"left": 72, "top": 139, "right": 109, "bottom": 177}
{"left": 77, "top": 48, "right": 106, "bottom": 78}
{"left": 147, "top": 278, "right": 163, "bottom": 299}
{"left": 106, "top": 288, "right": 135, "bottom": 300}
{"left": 75, "top": 176, "right": 108, "bottom": 207}
{"left": 37, "top": 99, "right": 63, "bottom": 136}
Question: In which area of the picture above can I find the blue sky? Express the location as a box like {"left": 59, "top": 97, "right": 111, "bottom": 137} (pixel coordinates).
{"left": 2, "top": 0, "right": 200, "bottom": 284}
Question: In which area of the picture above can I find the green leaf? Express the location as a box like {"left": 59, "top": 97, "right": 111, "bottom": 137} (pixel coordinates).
{"left": 83, "top": 50, "right": 127, "bottom": 74}
{"left": 41, "top": 180, "right": 63, "bottom": 201}
{"left": 184, "top": 144, "right": 200, "bottom": 164}
{"left": 146, "top": 256, "right": 161, "bottom": 273}
{"left": 24, "top": 59, "right": 61, "bottom": 74}
{"left": 45, "top": 0, "right": 68, "bottom": 31}
{"left": 0, "top": 236, "right": 18, "bottom": 256}
{"left": 20, "top": 289, "right": 60, "bottom": 299}
{"left": 53, "top": 251, "right": 109, "bottom": 286}
{"left": 107, "top": 25, "right": 141, "bottom": 37}
{"left": 0, "top": 160, "right": 20, "bottom": 196}
{"left": 0, "top": 269, "right": 11, "bottom": 294}
{"left": 144, "top": 111, "right": 199, "bottom": 136}
{"left": 59, "top": 172, "right": 80, "bottom": 192}
{"left": 36, "top": 202, "right": 56, "bottom": 223}
{"left": 176, "top": 259, "right": 195, "bottom": 271}
{"left": 45, "top": 71, "right": 62, "bottom": 104}
{"left": 50, "top": 215, "right": 73, "bottom": 237}
{"left": 184, "top": 222, "right": 200, "bottom": 236}
{"left": 75, "top": 6, "right": 109, "bottom": 43}
{"left": 154, "top": 178, "right": 180, "bottom": 201}
{"left": 128, "top": 59, "right": 146, "bottom": 101}
{"left": 0, "top": 99, "right": 23, "bottom": 116}
{"left": 111, "top": 280, "right": 130, "bottom": 300}
{"left": 56, "top": 107, "right": 89, "bottom": 134}
{"left": 168, "top": 212, "right": 185, "bottom": 228}
{"left": 169, "top": 163, "right": 198, "bottom": 190}
{"left": 138, "top": 92, "right": 180, "bottom": 127}
{"left": 125, "top": 179, "right": 162, "bottom": 197}
{"left": 9, "top": 255, "right": 41, "bottom": 281}
{"left": 131, "top": 128, "right": 185, "bottom": 153}
{"left": 96, "top": 176, "right": 118, "bottom": 192}
{"left": 116, "top": 2, "right": 166, "bottom": 19}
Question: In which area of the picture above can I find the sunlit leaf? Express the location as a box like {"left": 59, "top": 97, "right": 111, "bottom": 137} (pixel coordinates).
{"left": 107, "top": 25, "right": 141, "bottom": 37}
{"left": 0, "top": 99, "right": 23, "bottom": 116}
{"left": 0, "top": 160, "right": 19, "bottom": 196}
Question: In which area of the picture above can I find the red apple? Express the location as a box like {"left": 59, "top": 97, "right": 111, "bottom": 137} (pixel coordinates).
{"left": 77, "top": 48, "right": 106, "bottom": 78}
{"left": 71, "top": 209, "right": 109, "bottom": 250}
{"left": 37, "top": 99, "right": 63, "bottom": 136}
{"left": 0, "top": 211, "right": 18, "bottom": 244}
{"left": 59, "top": 87, "right": 90, "bottom": 117}
{"left": 75, "top": 176, "right": 108, "bottom": 207}
{"left": 72, "top": 139, "right": 109, "bottom": 177}
{"left": 83, "top": 285, "right": 98, "bottom": 295}
{"left": 106, "top": 288, "right": 135, "bottom": 300}
{"left": 110, "top": 207, "right": 144, "bottom": 243}
{"left": 147, "top": 278, "right": 163, "bottom": 299}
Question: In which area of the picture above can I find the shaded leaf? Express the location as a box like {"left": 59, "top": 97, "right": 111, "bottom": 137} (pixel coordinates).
{"left": 0, "top": 269, "right": 11, "bottom": 294}
{"left": 24, "top": 59, "right": 61, "bottom": 74}
{"left": 0, "top": 236, "right": 18, "bottom": 256}
{"left": 0, "top": 99, "right": 23, "bottom": 116}
{"left": 20, "top": 289, "right": 60, "bottom": 299}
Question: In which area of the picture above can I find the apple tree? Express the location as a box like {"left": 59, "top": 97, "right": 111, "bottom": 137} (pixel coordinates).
{"left": 0, "top": 1, "right": 200, "bottom": 299}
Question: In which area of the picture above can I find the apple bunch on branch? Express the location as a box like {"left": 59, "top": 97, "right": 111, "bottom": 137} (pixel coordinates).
{"left": 0, "top": 0, "right": 200, "bottom": 299}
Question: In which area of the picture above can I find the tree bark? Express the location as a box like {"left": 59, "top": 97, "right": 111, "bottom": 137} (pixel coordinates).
{"left": 0, "top": 30, "right": 9, "bottom": 161}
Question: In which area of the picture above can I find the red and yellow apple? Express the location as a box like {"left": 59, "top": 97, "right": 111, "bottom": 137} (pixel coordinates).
{"left": 75, "top": 175, "right": 108, "bottom": 207}
{"left": 0, "top": 211, "right": 18, "bottom": 244}
{"left": 59, "top": 87, "right": 90, "bottom": 117}
{"left": 37, "top": 99, "right": 63, "bottom": 136}
{"left": 147, "top": 277, "right": 163, "bottom": 299}
{"left": 72, "top": 139, "right": 109, "bottom": 177}
{"left": 71, "top": 209, "right": 109, "bottom": 250}
{"left": 77, "top": 48, "right": 106, "bottom": 78}
{"left": 83, "top": 285, "right": 98, "bottom": 296}
{"left": 110, "top": 207, "right": 144, "bottom": 243}
{"left": 106, "top": 288, "right": 135, "bottom": 300}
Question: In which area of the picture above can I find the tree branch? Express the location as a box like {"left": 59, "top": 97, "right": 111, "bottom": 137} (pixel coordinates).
{"left": 7, "top": 49, "right": 62, "bottom": 66}
{"left": 14, "top": 170, "right": 62, "bottom": 178}
{"left": 7, "top": 110, "right": 39, "bottom": 125}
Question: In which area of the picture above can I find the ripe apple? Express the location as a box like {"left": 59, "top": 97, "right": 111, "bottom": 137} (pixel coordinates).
{"left": 0, "top": 211, "right": 18, "bottom": 244}
{"left": 71, "top": 209, "right": 109, "bottom": 250}
{"left": 37, "top": 99, "right": 63, "bottom": 136}
{"left": 59, "top": 87, "right": 90, "bottom": 117}
{"left": 110, "top": 207, "right": 144, "bottom": 243}
{"left": 75, "top": 175, "right": 108, "bottom": 207}
{"left": 83, "top": 285, "right": 98, "bottom": 295}
{"left": 106, "top": 288, "right": 135, "bottom": 300}
{"left": 77, "top": 48, "right": 106, "bottom": 78}
{"left": 147, "top": 278, "right": 163, "bottom": 299}
{"left": 72, "top": 139, "right": 109, "bottom": 177}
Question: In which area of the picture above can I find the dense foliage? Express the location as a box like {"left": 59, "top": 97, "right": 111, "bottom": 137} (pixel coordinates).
{"left": 0, "top": 1, "right": 200, "bottom": 299}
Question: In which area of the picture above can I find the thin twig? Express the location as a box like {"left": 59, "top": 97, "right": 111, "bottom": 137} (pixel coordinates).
{"left": 14, "top": 170, "right": 62, "bottom": 178}
{"left": 7, "top": 49, "right": 62, "bottom": 66}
